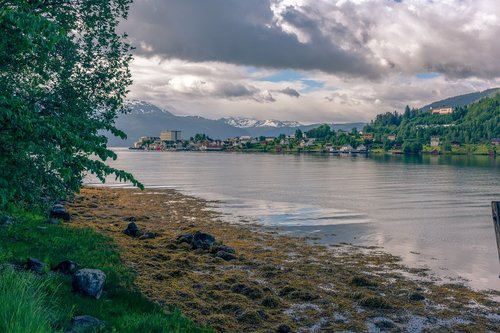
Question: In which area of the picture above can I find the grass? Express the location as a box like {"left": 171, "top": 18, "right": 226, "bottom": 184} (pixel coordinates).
{"left": 0, "top": 266, "right": 56, "bottom": 333}
{"left": 0, "top": 207, "right": 212, "bottom": 333}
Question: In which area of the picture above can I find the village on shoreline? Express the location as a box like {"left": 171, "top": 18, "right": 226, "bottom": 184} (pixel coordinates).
{"left": 130, "top": 128, "right": 500, "bottom": 156}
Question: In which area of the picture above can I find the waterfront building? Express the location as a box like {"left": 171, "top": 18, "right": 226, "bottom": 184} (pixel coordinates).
{"left": 160, "top": 130, "right": 181, "bottom": 142}
{"left": 430, "top": 136, "right": 440, "bottom": 147}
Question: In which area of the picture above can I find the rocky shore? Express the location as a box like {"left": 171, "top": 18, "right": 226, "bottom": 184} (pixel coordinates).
{"left": 70, "top": 188, "right": 499, "bottom": 332}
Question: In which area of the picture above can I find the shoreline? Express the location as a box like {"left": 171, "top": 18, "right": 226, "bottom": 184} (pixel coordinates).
{"left": 70, "top": 187, "right": 499, "bottom": 332}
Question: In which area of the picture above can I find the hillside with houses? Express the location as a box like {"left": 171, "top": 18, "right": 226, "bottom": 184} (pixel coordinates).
{"left": 131, "top": 92, "right": 500, "bottom": 155}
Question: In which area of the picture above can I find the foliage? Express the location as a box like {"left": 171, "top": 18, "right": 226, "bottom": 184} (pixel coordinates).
{"left": 0, "top": 0, "right": 142, "bottom": 211}
{"left": 0, "top": 266, "right": 56, "bottom": 333}
{"left": 0, "top": 208, "right": 212, "bottom": 332}
{"left": 363, "top": 94, "right": 500, "bottom": 150}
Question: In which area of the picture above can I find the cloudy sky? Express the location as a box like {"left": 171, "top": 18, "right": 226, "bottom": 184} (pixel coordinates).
{"left": 121, "top": 0, "right": 500, "bottom": 123}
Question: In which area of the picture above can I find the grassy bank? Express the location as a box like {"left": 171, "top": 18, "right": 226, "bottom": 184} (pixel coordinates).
{"left": 0, "top": 207, "right": 211, "bottom": 332}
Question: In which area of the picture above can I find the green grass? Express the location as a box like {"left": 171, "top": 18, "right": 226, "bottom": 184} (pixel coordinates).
{"left": 0, "top": 208, "right": 212, "bottom": 333}
{"left": 0, "top": 266, "right": 56, "bottom": 333}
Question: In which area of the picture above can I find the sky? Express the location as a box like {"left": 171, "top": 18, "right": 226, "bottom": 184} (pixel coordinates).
{"left": 121, "top": 0, "right": 500, "bottom": 123}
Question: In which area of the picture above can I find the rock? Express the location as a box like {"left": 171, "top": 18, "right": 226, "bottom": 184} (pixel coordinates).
{"left": 47, "top": 217, "right": 59, "bottom": 225}
{"left": 214, "top": 250, "right": 237, "bottom": 261}
{"left": 52, "top": 260, "right": 78, "bottom": 275}
{"left": 408, "top": 292, "right": 425, "bottom": 301}
{"left": 276, "top": 324, "right": 292, "bottom": 333}
{"left": 176, "top": 231, "right": 216, "bottom": 250}
{"left": 123, "top": 222, "right": 142, "bottom": 237}
{"left": 139, "top": 232, "right": 157, "bottom": 240}
{"left": 27, "top": 258, "right": 45, "bottom": 273}
{"left": 177, "top": 233, "right": 194, "bottom": 244}
{"left": 0, "top": 216, "right": 13, "bottom": 226}
{"left": 49, "top": 205, "right": 71, "bottom": 221}
{"left": 192, "top": 231, "right": 216, "bottom": 250}
{"left": 210, "top": 243, "right": 236, "bottom": 254}
{"left": 73, "top": 269, "right": 106, "bottom": 299}
{"left": 71, "top": 315, "right": 104, "bottom": 332}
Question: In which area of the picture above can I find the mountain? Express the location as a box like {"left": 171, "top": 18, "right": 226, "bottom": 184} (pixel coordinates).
{"left": 220, "top": 117, "right": 302, "bottom": 128}
{"left": 107, "top": 101, "right": 366, "bottom": 147}
{"left": 107, "top": 101, "right": 249, "bottom": 147}
{"left": 420, "top": 88, "right": 500, "bottom": 112}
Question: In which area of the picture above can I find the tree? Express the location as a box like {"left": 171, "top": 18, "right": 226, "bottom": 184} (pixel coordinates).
{"left": 295, "top": 129, "right": 303, "bottom": 140}
{"left": 0, "top": 0, "right": 141, "bottom": 210}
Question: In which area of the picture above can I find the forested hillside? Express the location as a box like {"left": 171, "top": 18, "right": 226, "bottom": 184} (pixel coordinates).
{"left": 363, "top": 92, "right": 500, "bottom": 152}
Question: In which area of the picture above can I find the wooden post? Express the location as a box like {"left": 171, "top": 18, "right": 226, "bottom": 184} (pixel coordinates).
{"left": 493, "top": 201, "right": 500, "bottom": 264}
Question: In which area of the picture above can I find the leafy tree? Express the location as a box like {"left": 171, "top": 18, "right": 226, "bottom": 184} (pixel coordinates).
{"left": 0, "top": 0, "right": 142, "bottom": 210}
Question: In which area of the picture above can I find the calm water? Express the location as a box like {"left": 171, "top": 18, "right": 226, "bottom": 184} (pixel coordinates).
{"left": 91, "top": 149, "right": 500, "bottom": 290}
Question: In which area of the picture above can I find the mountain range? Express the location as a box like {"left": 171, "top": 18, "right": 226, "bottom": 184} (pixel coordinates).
{"left": 107, "top": 101, "right": 365, "bottom": 147}
{"left": 107, "top": 88, "right": 499, "bottom": 147}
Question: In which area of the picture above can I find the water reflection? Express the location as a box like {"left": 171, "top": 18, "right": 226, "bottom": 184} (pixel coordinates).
{"left": 89, "top": 150, "right": 500, "bottom": 291}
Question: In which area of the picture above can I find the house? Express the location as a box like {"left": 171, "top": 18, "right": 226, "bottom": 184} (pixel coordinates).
{"left": 430, "top": 136, "right": 440, "bottom": 147}
{"left": 340, "top": 144, "right": 354, "bottom": 153}
{"left": 492, "top": 138, "right": 500, "bottom": 146}
{"left": 239, "top": 136, "right": 252, "bottom": 143}
{"left": 431, "top": 106, "right": 454, "bottom": 115}
{"left": 387, "top": 134, "right": 397, "bottom": 141}
{"left": 361, "top": 133, "right": 374, "bottom": 140}
{"left": 357, "top": 144, "right": 367, "bottom": 152}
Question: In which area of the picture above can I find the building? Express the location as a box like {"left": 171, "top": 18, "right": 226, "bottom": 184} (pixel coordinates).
{"left": 361, "top": 133, "right": 374, "bottom": 140}
{"left": 387, "top": 134, "right": 397, "bottom": 141}
{"left": 160, "top": 130, "right": 181, "bottom": 142}
{"left": 430, "top": 136, "right": 440, "bottom": 147}
{"left": 431, "top": 107, "right": 454, "bottom": 115}
{"left": 492, "top": 138, "right": 500, "bottom": 146}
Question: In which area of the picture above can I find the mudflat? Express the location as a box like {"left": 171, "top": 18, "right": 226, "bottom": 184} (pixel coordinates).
{"left": 70, "top": 187, "right": 499, "bottom": 332}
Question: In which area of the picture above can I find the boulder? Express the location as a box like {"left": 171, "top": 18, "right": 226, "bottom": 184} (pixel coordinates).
{"left": 73, "top": 269, "right": 106, "bottom": 299}
{"left": 49, "top": 205, "right": 71, "bottom": 221}
{"left": 123, "top": 222, "right": 142, "bottom": 237}
{"left": 27, "top": 258, "right": 45, "bottom": 273}
{"left": 70, "top": 315, "right": 104, "bottom": 332}
{"left": 192, "top": 232, "right": 216, "bottom": 250}
{"left": 177, "top": 233, "right": 194, "bottom": 244}
{"left": 408, "top": 292, "right": 425, "bottom": 301}
{"left": 214, "top": 251, "right": 237, "bottom": 261}
{"left": 139, "top": 232, "right": 157, "bottom": 240}
{"left": 210, "top": 244, "right": 236, "bottom": 254}
{"left": 52, "top": 260, "right": 78, "bottom": 275}
{"left": 276, "top": 325, "right": 292, "bottom": 333}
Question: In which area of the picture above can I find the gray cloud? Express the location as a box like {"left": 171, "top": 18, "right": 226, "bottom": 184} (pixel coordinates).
{"left": 122, "top": 0, "right": 500, "bottom": 80}
{"left": 121, "top": 0, "right": 384, "bottom": 79}
{"left": 275, "top": 87, "right": 300, "bottom": 98}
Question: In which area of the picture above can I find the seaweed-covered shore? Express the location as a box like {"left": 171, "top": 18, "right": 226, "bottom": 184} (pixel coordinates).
{"left": 70, "top": 188, "right": 499, "bottom": 332}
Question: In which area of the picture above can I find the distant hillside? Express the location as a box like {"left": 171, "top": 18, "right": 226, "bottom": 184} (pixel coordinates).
{"left": 420, "top": 88, "right": 500, "bottom": 112}
{"left": 107, "top": 101, "right": 365, "bottom": 146}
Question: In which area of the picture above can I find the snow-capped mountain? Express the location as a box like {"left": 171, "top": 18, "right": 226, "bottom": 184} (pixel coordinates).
{"left": 125, "top": 100, "right": 172, "bottom": 115}
{"left": 221, "top": 117, "right": 302, "bottom": 128}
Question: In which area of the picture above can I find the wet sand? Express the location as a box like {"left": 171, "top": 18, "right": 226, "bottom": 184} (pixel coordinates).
{"left": 69, "top": 187, "right": 499, "bottom": 332}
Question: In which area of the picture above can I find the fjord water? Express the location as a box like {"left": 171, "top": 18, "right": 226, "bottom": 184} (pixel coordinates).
{"left": 96, "top": 150, "right": 500, "bottom": 290}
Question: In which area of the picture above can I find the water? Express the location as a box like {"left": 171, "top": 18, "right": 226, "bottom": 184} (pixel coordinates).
{"left": 90, "top": 149, "right": 500, "bottom": 291}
